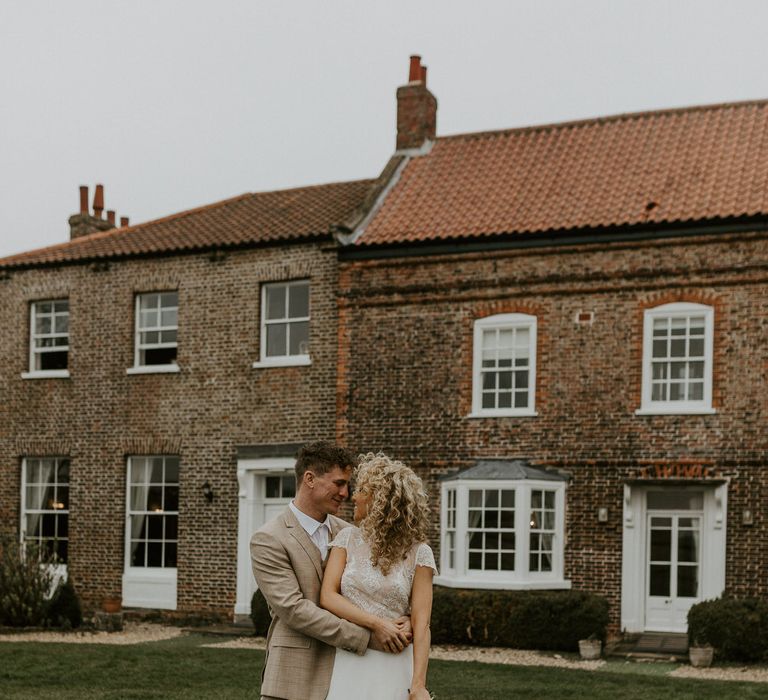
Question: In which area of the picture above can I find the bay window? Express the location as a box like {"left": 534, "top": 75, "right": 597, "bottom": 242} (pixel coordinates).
{"left": 437, "top": 460, "right": 569, "bottom": 589}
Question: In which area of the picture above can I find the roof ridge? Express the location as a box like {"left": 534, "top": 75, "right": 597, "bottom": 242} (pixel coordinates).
{"left": 0, "top": 191, "right": 256, "bottom": 264}
{"left": 437, "top": 97, "right": 768, "bottom": 142}
{"left": 0, "top": 178, "right": 376, "bottom": 266}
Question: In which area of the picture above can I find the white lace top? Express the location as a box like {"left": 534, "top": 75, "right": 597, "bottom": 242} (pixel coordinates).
{"left": 329, "top": 526, "right": 438, "bottom": 618}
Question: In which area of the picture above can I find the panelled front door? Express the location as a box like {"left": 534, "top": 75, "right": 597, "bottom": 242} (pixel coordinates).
{"left": 235, "top": 458, "right": 297, "bottom": 616}
{"left": 644, "top": 491, "right": 703, "bottom": 632}
{"left": 259, "top": 473, "right": 296, "bottom": 526}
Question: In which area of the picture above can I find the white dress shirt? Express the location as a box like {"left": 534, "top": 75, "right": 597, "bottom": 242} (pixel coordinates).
{"left": 289, "top": 501, "right": 332, "bottom": 560}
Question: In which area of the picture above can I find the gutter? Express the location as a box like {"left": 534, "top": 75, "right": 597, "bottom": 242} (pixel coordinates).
{"left": 338, "top": 217, "right": 768, "bottom": 261}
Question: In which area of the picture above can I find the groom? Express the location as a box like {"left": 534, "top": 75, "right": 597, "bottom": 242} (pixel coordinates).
{"left": 251, "top": 442, "right": 408, "bottom": 700}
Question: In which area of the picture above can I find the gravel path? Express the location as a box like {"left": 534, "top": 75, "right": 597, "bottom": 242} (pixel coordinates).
{"left": 201, "top": 637, "right": 604, "bottom": 670}
{"left": 0, "top": 622, "right": 182, "bottom": 645}
{"left": 670, "top": 665, "right": 768, "bottom": 684}
{"left": 3, "top": 624, "right": 768, "bottom": 683}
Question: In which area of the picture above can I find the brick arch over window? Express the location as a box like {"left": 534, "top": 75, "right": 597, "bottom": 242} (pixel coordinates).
{"left": 459, "top": 303, "right": 544, "bottom": 417}
{"left": 634, "top": 297, "right": 718, "bottom": 414}
{"left": 631, "top": 292, "right": 722, "bottom": 412}
{"left": 462, "top": 303, "right": 543, "bottom": 418}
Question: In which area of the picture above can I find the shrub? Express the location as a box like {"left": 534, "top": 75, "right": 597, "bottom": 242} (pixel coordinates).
{"left": 688, "top": 597, "right": 768, "bottom": 662}
{"left": 430, "top": 587, "right": 609, "bottom": 651}
{"left": 251, "top": 589, "right": 272, "bottom": 636}
{"left": 48, "top": 579, "right": 83, "bottom": 630}
{"left": 0, "top": 538, "right": 55, "bottom": 627}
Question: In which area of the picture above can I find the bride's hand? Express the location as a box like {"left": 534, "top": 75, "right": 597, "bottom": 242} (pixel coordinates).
{"left": 372, "top": 617, "right": 410, "bottom": 653}
{"left": 409, "top": 687, "right": 432, "bottom": 700}
{"left": 395, "top": 615, "right": 413, "bottom": 643}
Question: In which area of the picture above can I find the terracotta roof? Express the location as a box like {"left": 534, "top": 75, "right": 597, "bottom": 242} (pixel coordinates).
{"left": 357, "top": 99, "right": 768, "bottom": 246}
{"left": 0, "top": 179, "right": 374, "bottom": 268}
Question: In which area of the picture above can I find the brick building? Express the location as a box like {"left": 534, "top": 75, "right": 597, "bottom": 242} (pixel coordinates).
{"left": 1, "top": 57, "right": 767, "bottom": 635}
{"left": 338, "top": 57, "right": 768, "bottom": 634}
{"left": 0, "top": 180, "right": 372, "bottom": 617}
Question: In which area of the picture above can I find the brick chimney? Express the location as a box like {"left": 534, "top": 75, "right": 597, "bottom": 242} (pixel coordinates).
{"left": 396, "top": 55, "right": 437, "bottom": 151}
{"left": 68, "top": 184, "right": 120, "bottom": 240}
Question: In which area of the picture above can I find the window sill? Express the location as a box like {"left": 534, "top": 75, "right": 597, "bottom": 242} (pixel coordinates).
{"left": 434, "top": 575, "right": 571, "bottom": 590}
{"left": 21, "top": 370, "right": 71, "bottom": 379}
{"left": 252, "top": 356, "right": 312, "bottom": 369}
{"left": 635, "top": 407, "right": 716, "bottom": 416}
{"left": 466, "top": 411, "right": 538, "bottom": 419}
{"left": 126, "top": 364, "right": 180, "bottom": 375}
{"left": 123, "top": 567, "right": 178, "bottom": 580}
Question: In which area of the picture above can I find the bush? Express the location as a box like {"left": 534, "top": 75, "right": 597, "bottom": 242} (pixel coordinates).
{"left": 430, "top": 587, "right": 609, "bottom": 651}
{"left": 48, "top": 579, "right": 83, "bottom": 630}
{"left": 0, "top": 538, "right": 56, "bottom": 627}
{"left": 251, "top": 589, "right": 272, "bottom": 636}
{"left": 688, "top": 597, "right": 768, "bottom": 662}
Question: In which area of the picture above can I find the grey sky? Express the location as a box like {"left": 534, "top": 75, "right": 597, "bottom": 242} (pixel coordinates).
{"left": 2, "top": 0, "right": 768, "bottom": 258}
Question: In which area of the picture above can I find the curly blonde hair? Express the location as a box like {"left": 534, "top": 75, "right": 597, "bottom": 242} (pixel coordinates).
{"left": 355, "top": 452, "right": 431, "bottom": 575}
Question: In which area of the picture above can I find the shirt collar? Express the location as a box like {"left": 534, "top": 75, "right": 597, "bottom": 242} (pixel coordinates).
{"left": 289, "top": 500, "right": 331, "bottom": 536}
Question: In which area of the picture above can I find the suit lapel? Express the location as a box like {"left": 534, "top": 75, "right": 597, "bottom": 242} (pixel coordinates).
{"left": 283, "top": 507, "right": 324, "bottom": 580}
{"left": 328, "top": 515, "right": 348, "bottom": 540}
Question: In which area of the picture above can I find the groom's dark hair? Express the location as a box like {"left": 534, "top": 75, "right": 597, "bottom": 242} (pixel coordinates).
{"left": 295, "top": 441, "right": 356, "bottom": 483}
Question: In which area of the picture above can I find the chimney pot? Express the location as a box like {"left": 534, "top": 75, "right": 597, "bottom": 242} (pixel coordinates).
{"left": 420, "top": 65, "right": 427, "bottom": 85}
{"left": 408, "top": 55, "right": 422, "bottom": 82}
{"left": 93, "top": 184, "right": 104, "bottom": 218}
{"left": 107, "top": 210, "right": 116, "bottom": 225}
{"left": 120, "top": 216, "right": 130, "bottom": 227}
{"left": 79, "top": 186, "right": 89, "bottom": 214}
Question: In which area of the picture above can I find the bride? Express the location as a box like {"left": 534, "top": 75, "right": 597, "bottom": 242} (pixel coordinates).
{"left": 320, "top": 453, "right": 436, "bottom": 700}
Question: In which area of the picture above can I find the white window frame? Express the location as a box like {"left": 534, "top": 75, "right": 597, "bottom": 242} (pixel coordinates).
{"left": 22, "top": 300, "right": 71, "bottom": 379}
{"left": 122, "top": 456, "right": 179, "bottom": 610}
{"left": 436, "top": 479, "right": 570, "bottom": 590}
{"left": 637, "top": 302, "right": 715, "bottom": 415}
{"left": 127, "top": 292, "right": 180, "bottom": 375}
{"left": 20, "top": 457, "right": 70, "bottom": 585}
{"left": 470, "top": 313, "right": 537, "bottom": 417}
{"left": 253, "top": 280, "right": 311, "bottom": 368}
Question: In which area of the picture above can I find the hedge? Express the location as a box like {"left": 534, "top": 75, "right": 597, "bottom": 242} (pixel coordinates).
{"left": 251, "top": 585, "right": 609, "bottom": 652}
{"left": 688, "top": 597, "right": 768, "bottom": 662}
{"left": 0, "top": 538, "right": 82, "bottom": 629}
{"left": 431, "top": 587, "right": 609, "bottom": 651}
{"left": 251, "top": 589, "right": 272, "bottom": 636}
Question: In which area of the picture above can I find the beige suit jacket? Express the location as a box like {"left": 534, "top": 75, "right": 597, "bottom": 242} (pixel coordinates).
{"left": 250, "top": 506, "right": 370, "bottom": 700}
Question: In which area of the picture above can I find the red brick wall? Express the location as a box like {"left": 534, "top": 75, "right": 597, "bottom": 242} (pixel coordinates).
{"left": 337, "top": 230, "right": 768, "bottom": 624}
{"left": 0, "top": 242, "right": 339, "bottom": 614}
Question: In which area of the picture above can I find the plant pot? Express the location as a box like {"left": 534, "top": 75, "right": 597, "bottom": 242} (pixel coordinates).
{"left": 578, "top": 638, "right": 602, "bottom": 660}
{"left": 102, "top": 596, "right": 122, "bottom": 614}
{"left": 689, "top": 645, "right": 714, "bottom": 668}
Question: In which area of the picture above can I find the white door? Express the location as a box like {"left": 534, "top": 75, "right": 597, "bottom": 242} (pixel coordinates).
{"left": 644, "top": 491, "right": 703, "bottom": 632}
{"left": 235, "top": 463, "right": 296, "bottom": 616}
{"left": 259, "top": 473, "right": 295, "bottom": 526}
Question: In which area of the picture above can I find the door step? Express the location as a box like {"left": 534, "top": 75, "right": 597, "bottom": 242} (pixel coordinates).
{"left": 607, "top": 632, "right": 689, "bottom": 659}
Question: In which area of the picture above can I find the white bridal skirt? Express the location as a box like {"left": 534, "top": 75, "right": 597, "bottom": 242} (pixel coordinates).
{"left": 326, "top": 646, "right": 413, "bottom": 700}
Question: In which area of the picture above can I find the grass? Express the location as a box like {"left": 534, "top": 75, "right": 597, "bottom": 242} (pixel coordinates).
{"left": 0, "top": 634, "right": 765, "bottom": 699}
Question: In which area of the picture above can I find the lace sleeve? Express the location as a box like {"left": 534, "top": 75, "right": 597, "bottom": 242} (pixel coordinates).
{"left": 328, "top": 525, "right": 357, "bottom": 550}
{"left": 415, "top": 542, "right": 438, "bottom": 576}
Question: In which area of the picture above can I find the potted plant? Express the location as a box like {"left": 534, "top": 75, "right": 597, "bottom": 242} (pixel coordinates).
{"left": 102, "top": 595, "right": 122, "bottom": 614}
{"left": 578, "top": 633, "right": 602, "bottom": 660}
{"left": 688, "top": 639, "right": 714, "bottom": 668}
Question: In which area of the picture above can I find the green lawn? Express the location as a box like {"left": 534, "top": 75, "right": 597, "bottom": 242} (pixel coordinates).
{"left": 0, "top": 634, "right": 764, "bottom": 699}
